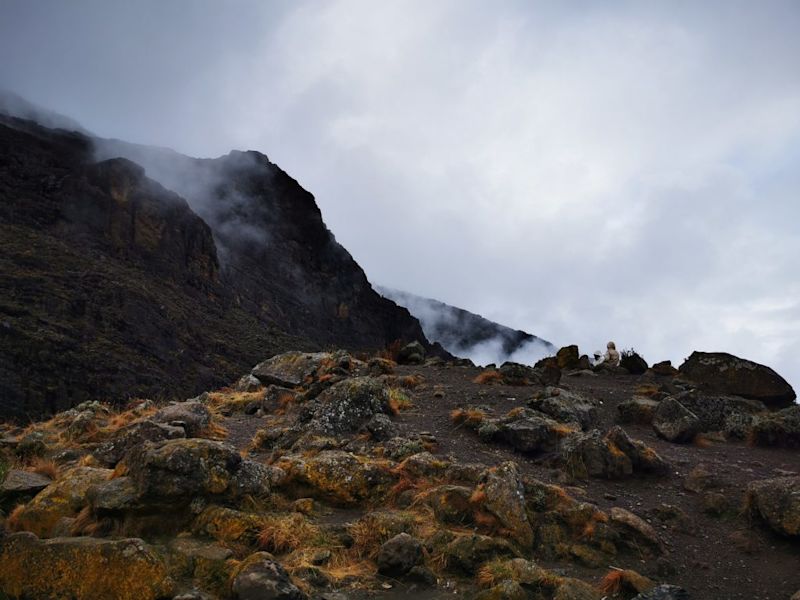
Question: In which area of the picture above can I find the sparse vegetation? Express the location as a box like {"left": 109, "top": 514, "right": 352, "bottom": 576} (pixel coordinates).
{"left": 450, "top": 407, "right": 488, "bottom": 426}
{"left": 388, "top": 388, "right": 414, "bottom": 414}
{"left": 473, "top": 370, "right": 503, "bottom": 385}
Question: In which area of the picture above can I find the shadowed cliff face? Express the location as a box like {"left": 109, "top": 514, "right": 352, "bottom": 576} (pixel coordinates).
{"left": 0, "top": 116, "right": 432, "bottom": 418}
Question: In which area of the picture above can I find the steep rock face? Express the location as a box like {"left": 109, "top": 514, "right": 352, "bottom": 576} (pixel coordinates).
{"left": 0, "top": 115, "right": 431, "bottom": 417}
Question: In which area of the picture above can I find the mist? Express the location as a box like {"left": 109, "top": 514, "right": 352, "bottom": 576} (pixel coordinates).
{"left": 1, "top": 0, "right": 798, "bottom": 390}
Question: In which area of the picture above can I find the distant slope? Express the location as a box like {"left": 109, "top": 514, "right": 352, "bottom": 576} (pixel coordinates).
{"left": 0, "top": 111, "right": 435, "bottom": 417}
{"left": 377, "top": 287, "right": 555, "bottom": 366}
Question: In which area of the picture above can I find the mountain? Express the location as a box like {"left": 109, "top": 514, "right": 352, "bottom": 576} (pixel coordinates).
{"left": 377, "top": 286, "right": 555, "bottom": 366}
{"left": 0, "top": 111, "right": 437, "bottom": 418}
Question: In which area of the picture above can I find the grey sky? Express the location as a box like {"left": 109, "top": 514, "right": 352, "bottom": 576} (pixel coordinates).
{"left": 2, "top": 0, "right": 799, "bottom": 388}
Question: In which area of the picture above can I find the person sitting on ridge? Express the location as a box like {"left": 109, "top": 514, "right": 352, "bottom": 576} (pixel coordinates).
{"left": 594, "top": 341, "right": 620, "bottom": 369}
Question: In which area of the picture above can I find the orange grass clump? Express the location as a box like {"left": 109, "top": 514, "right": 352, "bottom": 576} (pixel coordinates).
{"left": 473, "top": 370, "right": 503, "bottom": 385}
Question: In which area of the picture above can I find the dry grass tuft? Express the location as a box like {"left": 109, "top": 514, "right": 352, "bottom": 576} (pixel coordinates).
{"left": 450, "top": 407, "right": 488, "bottom": 426}
{"left": 388, "top": 388, "right": 414, "bottom": 415}
{"left": 257, "top": 513, "right": 321, "bottom": 554}
{"left": 598, "top": 568, "right": 654, "bottom": 597}
{"left": 69, "top": 506, "right": 100, "bottom": 536}
{"left": 4, "top": 504, "right": 26, "bottom": 532}
{"left": 634, "top": 384, "right": 660, "bottom": 398}
{"left": 473, "top": 370, "right": 503, "bottom": 385}
{"left": 379, "top": 340, "right": 404, "bottom": 362}
{"left": 476, "top": 558, "right": 514, "bottom": 588}
{"left": 693, "top": 433, "right": 712, "bottom": 448}
{"left": 27, "top": 457, "right": 59, "bottom": 480}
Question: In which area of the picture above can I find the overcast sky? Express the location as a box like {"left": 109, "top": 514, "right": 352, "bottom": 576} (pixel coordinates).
{"left": 2, "top": 0, "right": 799, "bottom": 389}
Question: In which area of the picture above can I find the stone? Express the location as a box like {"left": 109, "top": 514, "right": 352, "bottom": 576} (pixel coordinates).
{"left": 556, "top": 345, "right": 581, "bottom": 370}
{"left": 153, "top": 401, "right": 211, "bottom": 437}
{"left": 617, "top": 397, "right": 659, "bottom": 425}
{"left": 528, "top": 388, "right": 599, "bottom": 430}
{"left": 745, "top": 476, "right": 800, "bottom": 536}
{"left": 420, "top": 485, "right": 475, "bottom": 525}
{"left": 442, "top": 534, "right": 518, "bottom": 574}
{"left": 495, "top": 408, "right": 570, "bottom": 453}
{"left": 609, "top": 507, "right": 663, "bottom": 555}
{"left": 679, "top": 351, "right": 795, "bottom": 408}
{"left": 235, "top": 373, "right": 264, "bottom": 392}
{"left": 0, "top": 469, "right": 51, "bottom": 498}
{"left": 478, "top": 462, "right": 534, "bottom": 547}
{"left": 560, "top": 427, "right": 669, "bottom": 479}
{"left": 168, "top": 537, "right": 234, "bottom": 596}
{"left": 397, "top": 341, "right": 426, "bottom": 365}
{"left": 376, "top": 533, "right": 423, "bottom": 577}
{"left": 748, "top": 405, "right": 800, "bottom": 448}
{"left": 620, "top": 351, "right": 648, "bottom": 375}
{"left": 303, "top": 377, "right": 392, "bottom": 437}
{"left": 365, "top": 413, "right": 398, "bottom": 441}
{"left": 231, "top": 552, "right": 307, "bottom": 600}
{"left": 0, "top": 532, "right": 173, "bottom": 600}
{"left": 475, "top": 581, "right": 527, "bottom": 600}
{"left": 229, "top": 460, "right": 283, "bottom": 499}
{"left": 652, "top": 397, "right": 701, "bottom": 443}
{"left": 651, "top": 361, "right": 678, "bottom": 376}
{"left": 93, "top": 419, "right": 185, "bottom": 466}
{"left": 252, "top": 351, "right": 333, "bottom": 388}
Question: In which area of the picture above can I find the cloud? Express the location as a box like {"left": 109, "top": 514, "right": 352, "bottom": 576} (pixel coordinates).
{"left": 1, "top": 0, "right": 798, "bottom": 389}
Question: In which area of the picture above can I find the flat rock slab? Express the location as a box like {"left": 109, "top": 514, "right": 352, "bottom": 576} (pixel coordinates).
{"left": 1, "top": 469, "right": 52, "bottom": 496}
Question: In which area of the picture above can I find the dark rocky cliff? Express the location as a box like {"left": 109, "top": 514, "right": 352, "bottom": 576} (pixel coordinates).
{"left": 0, "top": 116, "right": 433, "bottom": 418}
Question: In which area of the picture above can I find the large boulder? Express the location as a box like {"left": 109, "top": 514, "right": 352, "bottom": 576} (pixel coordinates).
{"left": 478, "top": 462, "right": 534, "bottom": 547}
{"left": 442, "top": 534, "right": 518, "bottom": 574}
{"left": 745, "top": 476, "right": 800, "bottom": 536}
{"left": 93, "top": 419, "right": 185, "bottom": 466}
{"left": 617, "top": 397, "right": 659, "bottom": 425}
{"left": 0, "top": 469, "right": 52, "bottom": 502}
{"left": 620, "top": 351, "right": 648, "bottom": 375}
{"left": 528, "top": 388, "right": 599, "bottom": 430}
{"left": 302, "top": 377, "right": 393, "bottom": 436}
{"left": 652, "top": 397, "right": 701, "bottom": 443}
{"left": 669, "top": 390, "right": 767, "bottom": 433}
{"left": 556, "top": 345, "right": 581, "bottom": 370}
{"left": 231, "top": 552, "right": 307, "bottom": 600}
{"left": 13, "top": 467, "right": 111, "bottom": 537}
{"left": 679, "top": 351, "right": 796, "bottom": 408}
{"left": 609, "top": 507, "right": 664, "bottom": 555}
{"left": 560, "top": 427, "right": 669, "bottom": 479}
{"left": 480, "top": 408, "right": 574, "bottom": 454}
{"left": 748, "top": 405, "right": 800, "bottom": 448}
{"left": 252, "top": 351, "right": 341, "bottom": 388}
{"left": 0, "top": 532, "right": 173, "bottom": 600}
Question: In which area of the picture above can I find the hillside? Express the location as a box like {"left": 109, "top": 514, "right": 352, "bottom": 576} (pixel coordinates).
{"left": 377, "top": 286, "right": 555, "bottom": 366}
{"left": 0, "top": 114, "right": 436, "bottom": 418}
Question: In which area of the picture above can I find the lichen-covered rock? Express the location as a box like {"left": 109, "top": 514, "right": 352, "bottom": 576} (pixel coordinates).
{"left": 679, "top": 351, "right": 796, "bottom": 408}
{"left": 528, "top": 388, "right": 599, "bottom": 430}
{"left": 376, "top": 532, "right": 423, "bottom": 577}
{"left": 498, "top": 362, "right": 538, "bottom": 386}
{"left": 153, "top": 401, "right": 212, "bottom": 437}
{"left": 556, "top": 345, "right": 581, "bottom": 370}
{"left": 236, "top": 373, "right": 264, "bottom": 392}
{"left": 560, "top": 427, "right": 669, "bottom": 479}
{"left": 231, "top": 552, "right": 307, "bottom": 600}
{"left": 127, "top": 438, "right": 241, "bottom": 505}
{"left": 252, "top": 351, "right": 334, "bottom": 388}
{"left": 0, "top": 469, "right": 51, "bottom": 500}
{"left": 617, "top": 397, "right": 659, "bottom": 425}
{"left": 302, "top": 377, "right": 393, "bottom": 437}
{"left": 365, "top": 413, "right": 398, "bottom": 441}
{"left": 478, "top": 462, "right": 534, "bottom": 548}
{"left": 475, "top": 581, "right": 527, "bottom": 600}
{"left": 276, "top": 450, "right": 396, "bottom": 506}
{"left": 748, "top": 405, "right": 800, "bottom": 448}
{"left": 192, "top": 505, "right": 266, "bottom": 545}
{"left": 652, "top": 397, "right": 701, "bottom": 443}
{"left": 0, "top": 532, "right": 174, "bottom": 600}
{"left": 442, "top": 533, "right": 518, "bottom": 574}
{"left": 229, "top": 460, "right": 284, "bottom": 499}
{"left": 420, "top": 485, "right": 476, "bottom": 525}
{"left": 490, "top": 408, "right": 574, "bottom": 453}
{"left": 93, "top": 419, "right": 185, "bottom": 466}
{"left": 670, "top": 390, "right": 767, "bottom": 433}
{"left": 397, "top": 341, "right": 426, "bottom": 365}
{"left": 632, "top": 585, "right": 689, "bottom": 600}
{"left": 13, "top": 466, "right": 111, "bottom": 537}
{"left": 167, "top": 537, "right": 234, "bottom": 597}
{"left": 745, "top": 476, "right": 800, "bottom": 536}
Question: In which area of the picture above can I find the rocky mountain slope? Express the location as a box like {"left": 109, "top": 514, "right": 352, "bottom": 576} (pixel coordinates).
{"left": 377, "top": 287, "right": 555, "bottom": 366}
{"left": 0, "top": 114, "right": 436, "bottom": 418}
{"left": 0, "top": 346, "right": 797, "bottom": 599}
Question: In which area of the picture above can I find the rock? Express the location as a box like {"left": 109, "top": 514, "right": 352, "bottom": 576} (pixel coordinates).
{"left": 475, "top": 581, "right": 527, "bottom": 600}
{"left": 15, "top": 431, "right": 47, "bottom": 458}
{"left": 609, "top": 507, "right": 664, "bottom": 555}
{"left": 13, "top": 466, "right": 111, "bottom": 537}
{"left": 376, "top": 532, "right": 423, "bottom": 577}
{"left": 0, "top": 469, "right": 52, "bottom": 499}
{"left": 620, "top": 351, "right": 648, "bottom": 375}
{"left": 560, "top": 427, "right": 669, "bottom": 479}
{"left": 556, "top": 345, "right": 581, "bottom": 370}
{"left": 617, "top": 397, "right": 659, "bottom": 425}
{"left": 153, "top": 401, "right": 212, "bottom": 437}
{"left": 632, "top": 585, "right": 689, "bottom": 600}
{"left": 683, "top": 465, "right": 716, "bottom": 494}
{"left": 651, "top": 361, "right": 678, "bottom": 376}
{"left": 748, "top": 405, "right": 800, "bottom": 448}
{"left": 231, "top": 552, "right": 307, "bottom": 600}
{"left": 168, "top": 537, "right": 234, "bottom": 597}
{"left": 229, "top": 460, "right": 283, "bottom": 499}
{"left": 127, "top": 438, "right": 242, "bottom": 505}
{"left": 702, "top": 492, "right": 730, "bottom": 516}
{"left": 365, "top": 413, "right": 398, "bottom": 441}
{"left": 555, "top": 579, "right": 603, "bottom": 600}
{"left": 406, "top": 565, "right": 437, "bottom": 586}
{"left": 442, "top": 534, "right": 517, "bottom": 574}
{"left": 420, "top": 485, "right": 475, "bottom": 524}
{"left": 93, "top": 420, "right": 185, "bottom": 466}
{"left": 672, "top": 390, "right": 767, "bottom": 433}
{"left": 528, "top": 388, "right": 599, "bottom": 430}
{"left": 0, "top": 532, "right": 173, "bottom": 600}
{"left": 745, "top": 476, "right": 800, "bottom": 536}
{"left": 192, "top": 506, "right": 266, "bottom": 545}
{"left": 478, "top": 462, "right": 534, "bottom": 547}
{"left": 277, "top": 450, "right": 397, "bottom": 506}
{"left": 652, "top": 397, "right": 701, "bottom": 443}
{"left": 303, "top": 377, "right": 392, "bottom": 437}
{"left": 88, "top": 476, "right": 140, "bottom": 513}
{"left": 494, "top": 408, "right": 571, "bottom": 453}
{"left": 498, "top": 362, "right": 537, "bottom": 386}
{"left": 679, "top": 351, "right": 796, "bottom": 408}
{"left": 367, "top": 357, "right": 396, "bottom": 375}
{"left": 397, "top": 341, "right": 426, "bottom": 365}
{"left": 252, "top": 351, "right": 332, "bottom": 388}
{"left": 235, "top": 373, "right": 264, "bottom": 392}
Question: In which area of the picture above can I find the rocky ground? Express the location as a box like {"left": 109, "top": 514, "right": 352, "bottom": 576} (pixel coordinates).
{"left": 0, "top": 346, "right": 798, "bottom": 600}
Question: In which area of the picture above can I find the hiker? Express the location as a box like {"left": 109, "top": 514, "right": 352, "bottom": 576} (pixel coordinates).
{"left": 594, "top": 341, "right": 620, "bottom": 369}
